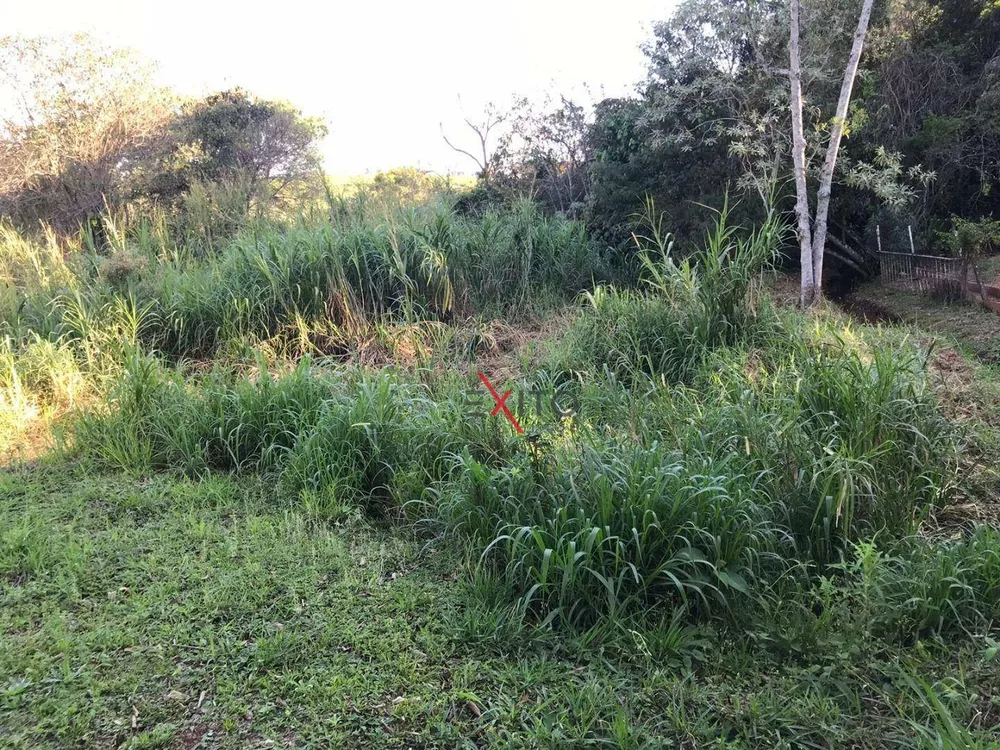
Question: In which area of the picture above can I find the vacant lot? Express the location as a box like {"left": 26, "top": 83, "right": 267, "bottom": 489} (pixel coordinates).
{"left": 3, "top": 202, "right": 1000, "bottom": 748}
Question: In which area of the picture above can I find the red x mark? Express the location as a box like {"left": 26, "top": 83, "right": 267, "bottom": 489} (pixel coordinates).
{"left": 478, "top": 371, "right": 524, "bottom": 434}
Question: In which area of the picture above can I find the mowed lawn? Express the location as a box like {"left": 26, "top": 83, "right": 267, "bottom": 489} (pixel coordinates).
{"left": 2, "top": 464, "right": 682, "bottom": 748}
{"left": 3, "top": 462, "right": 999, "bottom": 749}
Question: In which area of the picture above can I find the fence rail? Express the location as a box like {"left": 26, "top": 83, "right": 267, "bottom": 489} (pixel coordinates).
{"left": 878, "top": 250, "right": 1000, "bottom": 311}
{"left": 878, "top": 251, "right": 966, "bottom": 294}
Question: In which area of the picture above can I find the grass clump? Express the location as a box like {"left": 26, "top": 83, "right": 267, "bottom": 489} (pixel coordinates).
{"left": 552, "top": 203, "right": 782, "bottom": 384}
{"left": 856, "top": 528, "right": 1000, "bottom": 639}
{"left": 2, "top": 200, "right": 606, "bottom": 362}
{"left": 434, "top": 440, "right": 780, "bottom": 625}
{"left": 65, "top": 209, "right": 964, "bottom": 636}
{"left": 73, "top": 355, "right": 486, "bottom": 519}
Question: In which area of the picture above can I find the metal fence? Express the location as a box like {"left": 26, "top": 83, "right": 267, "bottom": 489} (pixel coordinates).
{"left": 878, "top": 250, "right": 1000, "bottom": 310}
{"left": 878, "top": 251, "right": 967, "bottom": 295}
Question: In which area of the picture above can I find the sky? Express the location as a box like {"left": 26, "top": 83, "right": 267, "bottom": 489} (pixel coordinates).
{"left": 3, "top": 0, "right": 670, "bottom": 174}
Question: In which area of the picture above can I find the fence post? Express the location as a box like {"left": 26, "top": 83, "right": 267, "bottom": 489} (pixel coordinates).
{"left": 908, "top": 225, "right": 915, "bottom": 255}
{"left": 972, "top": 262, "right": 988, "bottom": 304}
{"left": 876, "top": 224, "right": 882, "bottom": 254}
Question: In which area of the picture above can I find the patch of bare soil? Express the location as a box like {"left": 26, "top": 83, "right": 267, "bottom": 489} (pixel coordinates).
{"left": 768, "top": 273, "right": 801, "bottom": 308}
{"left": 837, "top": 295, "right": 903, "bottom": 325}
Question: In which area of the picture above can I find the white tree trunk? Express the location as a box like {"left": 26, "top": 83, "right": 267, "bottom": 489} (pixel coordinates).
{"left": 810, "top": 0, "right": 875, "bottom": 298}
{"left": 789, "top": 0, "right": 815, "bottom": 306}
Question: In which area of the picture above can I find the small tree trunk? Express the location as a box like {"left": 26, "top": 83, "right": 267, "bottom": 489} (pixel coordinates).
{"left": 808, "top": 0, "right": 875, "bottom": 301}
{"left": 789, "top": 0, "right": 815, "bottom": 306}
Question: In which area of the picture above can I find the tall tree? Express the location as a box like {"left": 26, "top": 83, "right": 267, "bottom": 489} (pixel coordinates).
{"left": 790, "top": 0, "right": 875, "bottom": 306}
{"left": 175, "top": 89, "right": 326, "bottom": 209}
{"left": 585, "top": 0, "right": 784, "bottom": 248}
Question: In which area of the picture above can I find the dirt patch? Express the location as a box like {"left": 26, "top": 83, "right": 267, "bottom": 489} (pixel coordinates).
{"left": 1, "top": 413, "right": 59, "bottom": 467}
{"left": 176, "top": 722, "right": 221, "bottom": 749}
{"left": 850, "top": 283, "right": 1000, "bottom": 364}
{"left": 837, "top": 295, "right": 903, "bottom": 325}
{"left": 929, "top": 346, "right": 977, "bottom": 395}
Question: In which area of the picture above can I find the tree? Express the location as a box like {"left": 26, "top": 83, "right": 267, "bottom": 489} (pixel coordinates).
{"left": 174, "top": 89, "right": 326, "bottom": 210}
{"left": 581, "top": 0, "right": 988, "bottom": 282}
{"left": 503, "top": 95, "right": 592, "bottom": 216}
{"left": 790, "top": 0, "right": 875, "bottom": 306}
{"left": 584, "top": 0, "right": 781, "bottom": 249}
{"left": 440, "top": 102, "right": 508, "bottom": 187}
{"left": 0, "top": 34, "right": 175, "bottom": 231}
{"left": 853, "top": 0, "right": 1000, "bottom": 239}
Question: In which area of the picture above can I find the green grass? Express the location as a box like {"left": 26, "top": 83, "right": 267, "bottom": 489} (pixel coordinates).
{"left": 847, "top": 281, "right": 1000, "bottom": 513}
{"left": 852, "top": 284, "right": 1000, "bottom": 364}
{"left": 4, "top": 205, "right": 1000, "bottom": 747}
{"left": 2, "top": 199, "right": 607, "bottom": 362}
{"left": 3, "top": 464, "right": 999, "bottom": 748}
{"left": 62, "top": 316, "right": 965, "bottom": 631}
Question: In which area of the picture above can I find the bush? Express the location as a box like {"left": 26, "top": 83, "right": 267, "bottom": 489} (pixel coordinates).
{"left": 74, "top": 356, "right": 477, "bottom": 514}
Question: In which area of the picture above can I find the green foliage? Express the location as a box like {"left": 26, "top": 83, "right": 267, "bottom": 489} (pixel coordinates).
{"left": 62, "top": 209, "right": 960, "bottom": 635}
{"left": 865, "top": 528, "right": 1000, "bottom": 638}
{"left": 0, "top": 36, "right": 327, "bottom": 240}
{"left": 2, "top": 198, "right": 998, "bottom": 745}
{"left": 5, "top": 467, "right": 999, "bottom": 748}
{"left": 935, "top": 216, "right": 1000, "bottom": 258}
{"left": 6, "top": 14, "right": 1000, "bottom": 748}
{"left": 554, "top": 200, "right": 782, "bottom": 383}
{"left": 585, "top": 94, "right": 736, "bottom": 250}
{"left": 435, "top": 439, "right": 779, "bottom": 625}
{"left": 0, "top": 199, "right": 605, "bottom": 361}
{"left": 582, "top": 0, "right": 1000, "bottom": 279}
{"left": 157, "top": 88, "right": 327, "bottom": 210}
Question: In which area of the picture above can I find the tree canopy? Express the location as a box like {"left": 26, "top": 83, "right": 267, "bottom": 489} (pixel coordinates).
{"left": 583, "top": 0, "right": 999, "bottom": 282}
{"left": 0, "top": 36, "right": 326, "bottom": 233}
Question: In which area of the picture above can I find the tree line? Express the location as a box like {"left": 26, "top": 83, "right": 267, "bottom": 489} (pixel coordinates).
{"left": 3, "top": 0, "right": 999, "bottom": 300}
{"left": 0, "top": 35, "right": 324, "bottom": 237}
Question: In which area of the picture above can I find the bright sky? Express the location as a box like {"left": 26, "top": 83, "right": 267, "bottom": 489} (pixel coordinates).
{"left": 3, "top": 0, "right": 670, "bottom": 174}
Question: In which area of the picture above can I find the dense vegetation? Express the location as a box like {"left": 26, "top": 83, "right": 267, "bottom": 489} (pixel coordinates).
{"left": 4, "top": 186, "right": 1000, "bottom": 744}
{"left": 583, "top": 0, "right": 1000, "bottom": 268}
{"left": 3, "top": 2, "right": 1000, "bottom": 747}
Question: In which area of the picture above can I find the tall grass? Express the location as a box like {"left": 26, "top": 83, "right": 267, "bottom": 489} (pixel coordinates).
{"left": 0, "top": 197, "right": 603, "bottom": 458}
{"left": 2, "top": 199, "right": 606, "bottom": 362}
{"left": 59, "top": 208, "right": 965, "bottom": 633}
{"left": 4, "top": 197, "right": 984, "bottom": 639}
{"left": 69, "top": 321, "right": 965, "bottom": 630}
{"left": 552, "top": 201, "right": 782, "bottom": 384}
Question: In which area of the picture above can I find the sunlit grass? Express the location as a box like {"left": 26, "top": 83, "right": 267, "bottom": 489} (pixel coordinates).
{"left": 2, "top": 198, "right": 999, "bottom": 746}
